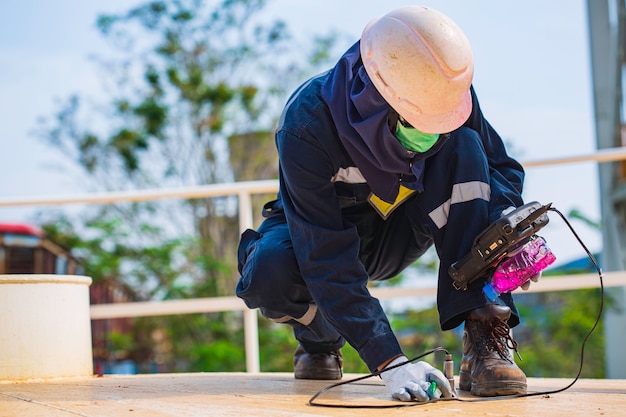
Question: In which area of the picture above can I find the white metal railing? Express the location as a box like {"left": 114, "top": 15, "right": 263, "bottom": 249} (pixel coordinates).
{"left": 89, "top": 271, "right": 626, "bottom": 320}
{"left": 88, "top": 271, "right": 626, "bottom": 322}
{"left": 2, "top": 147, "right": 626, "bottom": 373}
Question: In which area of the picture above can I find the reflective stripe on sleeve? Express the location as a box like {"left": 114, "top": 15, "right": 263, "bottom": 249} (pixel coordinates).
{"left": 331, "top": 166, "right": 366, "bottom": 184}
{"left": 428, "top": 181, "right": 491, "bottom": 229}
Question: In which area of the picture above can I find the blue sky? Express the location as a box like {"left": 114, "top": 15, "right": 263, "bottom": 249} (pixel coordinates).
{"left": 0, "top": 0, "right": 600, "bottom": 263}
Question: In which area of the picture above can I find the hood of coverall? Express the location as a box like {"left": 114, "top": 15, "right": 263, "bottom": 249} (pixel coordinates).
{"left": 320, "top": 41, "right": 447, "bottom": 204}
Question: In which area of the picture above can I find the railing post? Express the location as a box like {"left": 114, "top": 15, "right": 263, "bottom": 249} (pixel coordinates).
{"left": 243, "top": 309, "right": 260, "bottom": 373}
{"left": 238, "top": 190, "right": 260, "bottom": 373}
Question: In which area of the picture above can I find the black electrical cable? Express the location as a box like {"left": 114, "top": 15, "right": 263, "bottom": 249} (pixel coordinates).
{"left": 308, "top": 206, "right": 605, "bottom": 408}
{"left": 307, "top": 347, "right": 449, "bottom": 409}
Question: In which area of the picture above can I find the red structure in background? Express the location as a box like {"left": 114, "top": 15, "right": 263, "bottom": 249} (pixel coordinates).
{"left": 0, "top": 222, "right": 134, "bottom": 375}
{"left": 0, "top": 222, "right": 81, "bottom": 275}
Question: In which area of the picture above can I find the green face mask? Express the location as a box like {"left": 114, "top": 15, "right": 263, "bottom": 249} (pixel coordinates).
{"left": 395, "top": 120, "right": 440, "bottom": 153}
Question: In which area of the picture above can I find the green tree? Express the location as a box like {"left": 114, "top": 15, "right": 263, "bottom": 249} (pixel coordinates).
{"left": 35, "top": 0, "right": 340, "bottom": 372}
{"left": 514, "top": 290, "right": 605, "bottom": 378}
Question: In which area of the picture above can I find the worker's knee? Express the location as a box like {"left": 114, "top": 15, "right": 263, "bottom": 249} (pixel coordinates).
{"left": 448, "top": 127, "right": 486, "bottom": 159}
{"left": 427, "top": 127, "right": 488, "bottom": 180}
{"left": 236, "top": 230, "right": 300, "bottom": 309}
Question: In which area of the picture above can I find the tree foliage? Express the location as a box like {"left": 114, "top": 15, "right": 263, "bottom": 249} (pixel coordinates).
{"left": 37, "top": 0, "right": 340, "bottom": 297}
{"left": 514, "top": 290, "right": 605, "bottom": 378}
{"left": 35, "top": 0, "right": 340, "bottom": 372}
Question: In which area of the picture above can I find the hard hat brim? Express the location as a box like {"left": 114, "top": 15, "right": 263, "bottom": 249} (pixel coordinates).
{"left": 396, "top": 89, "right": 473, "bottom": 134}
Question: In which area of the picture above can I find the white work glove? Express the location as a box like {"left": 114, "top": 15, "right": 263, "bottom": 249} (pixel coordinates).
{"left": 380, "top": 356, "right": 453, "bottom": 402}
{"left": 521, "top": 272, "right": 541, "bottom": 290}
{"left": 504, "top": 237, "right": 542, "bottom": 290}
{"left": 505, "top": 233, "right": 543, "bottom": 291}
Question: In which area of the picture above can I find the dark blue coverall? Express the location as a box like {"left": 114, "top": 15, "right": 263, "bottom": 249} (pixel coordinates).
{"left": 236, "top": 42, "right": 525, "bottom": 373}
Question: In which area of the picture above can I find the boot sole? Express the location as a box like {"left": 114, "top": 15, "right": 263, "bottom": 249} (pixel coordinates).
{"left": 459, "top": 372, "right": 526, "bottom": 396}
{"left": 294, "top": 368, "right": 342, "bottom": 380}
{"left": 471, "top": 381, "right": 526, "bottom": 397}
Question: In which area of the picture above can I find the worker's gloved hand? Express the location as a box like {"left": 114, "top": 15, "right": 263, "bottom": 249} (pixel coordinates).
{"left": 380, "top": 356, "right": 452, "bottom": 402}
{"left": 521, "top": 272, "right": 541, "bottom": 290}
{"left": 498, "top": 234, "right": 554, "bottom": 292}
{"left": 495, "top": 208, "right": 553, "bottom": 292}
{"left": 506, "top": 236, "right": 541, "bottom": 291}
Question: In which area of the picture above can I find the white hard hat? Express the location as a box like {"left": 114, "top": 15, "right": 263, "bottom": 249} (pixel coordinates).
{"left": 360, "top": 6, "right": 474, "bottom": 134}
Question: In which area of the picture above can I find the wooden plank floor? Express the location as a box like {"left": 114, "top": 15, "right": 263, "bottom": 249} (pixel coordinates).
{"left": 1, "top": 373, "right": 625, "bottom": 417}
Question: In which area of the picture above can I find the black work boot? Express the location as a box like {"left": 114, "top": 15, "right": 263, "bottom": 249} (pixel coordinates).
{"left": 293, "top": 344, "right": 343, "bottom": 380}
{"left": 459, "top": 304, "right": 527, "bottom": 396}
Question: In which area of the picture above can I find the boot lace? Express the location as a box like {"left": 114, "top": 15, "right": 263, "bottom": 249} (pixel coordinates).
{"left": 475, "top": 317, "right": 521, "bottom": 363}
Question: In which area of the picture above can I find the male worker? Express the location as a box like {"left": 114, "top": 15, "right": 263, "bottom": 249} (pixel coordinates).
{"left": 236, "top": 5, "right": 530, "bottom": 401}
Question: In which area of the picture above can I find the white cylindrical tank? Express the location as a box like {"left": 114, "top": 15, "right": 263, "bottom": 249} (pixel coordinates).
{"left": 0, "top": 274, "right": 93, "bottom": 381}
